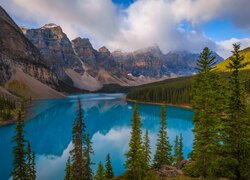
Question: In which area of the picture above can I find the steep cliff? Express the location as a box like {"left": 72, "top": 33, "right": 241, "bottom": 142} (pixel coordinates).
{"left": 23, "top": 23, "right": 84, "bottom": 80}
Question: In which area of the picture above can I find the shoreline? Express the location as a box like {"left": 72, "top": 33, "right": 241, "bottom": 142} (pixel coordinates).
{"left": 126, "top": 98, "right": 192, "bottom": 110}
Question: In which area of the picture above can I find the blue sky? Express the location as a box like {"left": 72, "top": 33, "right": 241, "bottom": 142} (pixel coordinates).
{"left": 1, "top": 0, "right": 250, "bottom": 58}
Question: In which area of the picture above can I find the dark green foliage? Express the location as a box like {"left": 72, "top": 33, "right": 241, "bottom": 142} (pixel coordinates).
{"left": 26, "top": 142, "right": 35, "bottom": 180}
{"left": 178, "top": 133, "right": 184, "bottom": 162}
{"left": 153, "top": 106, "right": 172, "bottom": 168}
{"left": 31, "top": 152, "right": 36, "bottom": 180}
{"left": 173, "top": 135, "right": 179, "bottom": 163}
{"left": 12, "top": 110, "right": 27, "bottom": 180}
{"left": 0, "top": 95, "right": 15, "bottom": 120}
{"left": 221, "top": 44, "right": 250, "bottom": 179}
{"left": 70, "top": 97, "right": 85, "bottom": 180}
{"left": 94, "top": 162, "right": 105, "bottom": 180}
{"left": 173, "top": 134, "right": 184, "bottom": 163}
{"left": 105, "top": 153, "right": 114, "bottom": 179}
{"left": 125, "top": 103, "right": 146, "bottom": 180}
{"left": 83, "top": 133, "right": 94, "bottom": 180}
{"left": 187, "top": 47, "right": 225, "bottom": 178}
{"left": 127, "top": 77, "right": 192, "bottom": 105}
{"left": 64, "top": 157, "right": 72, "bottom": 180}
{"left": 143, "top": 129, "right": 151, "bottom": 169}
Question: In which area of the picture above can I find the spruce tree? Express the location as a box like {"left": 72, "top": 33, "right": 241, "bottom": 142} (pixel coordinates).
{"left": 143, "top": 129, "right": 151, "bottom": 169}
{"left": 178, "top": 133, "right": 184, "bottom": 162}
{"left": 222, "top": 44, "right": 250, "bottom": 179}
{"left": 83, "top": 133, "right": 94, "bottom": 180}
{"left": 125, "top": 103, "right": 146, "bottom": 180}
{"left": 105, "top": 153, "right": 114, "bottom": 179}
{"left": 26, "top": 142, "right": 32, "bottom": 178}
{"left": 31, "top": 152, "right": 36, "bottom": 180}
{"left": 70, "top": 97, "right": 85, "bottom": 180}
{"left": 12, "top": 110, "right": 27, "bottom": 180}
{"left": 153, "top": 106, "right": 172, "bottom": 168}
{"left": 173, "top": 135, "right": 179, "bottom": 163}
{"left": 64, "top": 157, "right": 72, "bottom": 180}
{"left": 188, "top": 47, "right": 225, "bottom": 178}
{"left": 94, "top": 162, "right": 105, "bottom": 180}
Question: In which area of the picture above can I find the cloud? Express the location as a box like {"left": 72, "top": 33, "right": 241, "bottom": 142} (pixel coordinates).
{"left": 217, "top": 38, "right": 250, "bottom": 58}
{"left": 1, "top": 0, "right": 249, "bottom": 54}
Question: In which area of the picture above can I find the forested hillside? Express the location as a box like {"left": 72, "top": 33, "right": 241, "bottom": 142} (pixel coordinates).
{"left": 127, "top": 76, "right": 193, "bottom": 105}
{"left": 127, "top": 47, "right": 250, "bottom": 105}
{"left": 215, "top": 47, "right": 250, "bottom": 71}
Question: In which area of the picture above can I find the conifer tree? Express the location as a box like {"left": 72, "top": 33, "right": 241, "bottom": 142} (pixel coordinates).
{"left": 64, "top": 157, "right": 72, "bottom": 180}
{"left": 26, "top": 142, "right": 32, "bottom": 178}
{"left": 70, "top": 98, "right": 85, "bottom": 180}
{"left": 12, "top": 110, "right": 27, "bottom": 180}
{"left": 30, "top": 152, "right": 36, "bottom": 180}
{"left": 125, "top": 103, "right": 146, "bottom": 180}
{"left": 83, "top": 133, "right": 94, "bottom": 180}
{"left": 173, "top": 135, "right": 179, "bottom": 163}
{"left": 153, "top": 106, "right": 172, "bottom": 168}
{"left": 178, "top": 133, "right": 184, "bottom": 162}
{"left": 105, "top": 153, "right": 114, "bottom": 179}
{"left": 94, "top": 162, "right": 105, "bottom": 180}
{"left": 143, "top": 129, "right": 151, "bottom": 169}
{"left": 222, "top": 44, "right": 250, "bottom": 179}
{"left": 188, "top": 47, "right": 225, "bottom": 178}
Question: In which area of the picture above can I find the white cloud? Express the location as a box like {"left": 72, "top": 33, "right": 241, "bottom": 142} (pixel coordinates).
{"left": 217, "top": 38, "right": 250, "bottom": 58}
{"left": 1, "top": 0, "right": 249, "bottom": 54}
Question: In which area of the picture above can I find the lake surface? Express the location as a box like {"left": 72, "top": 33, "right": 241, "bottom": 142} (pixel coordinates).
{"left": 0, "top": 93, "right": 194, "bottom": 180}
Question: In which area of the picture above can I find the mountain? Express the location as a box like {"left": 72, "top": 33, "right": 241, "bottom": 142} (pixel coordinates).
{"left": 215, "top": 47, "right": 250, "bottom": 71}
{"left": 22, "top": 23, "right": 84, "bottom": 80}
{"left": 0, "top": 6, "right": 65, "bottom": 99}
{"left": 0, "top": 6, "right": 224, "bottom": 94}
{"left": 112, "top": 47, "right": 223, "bottom": 77}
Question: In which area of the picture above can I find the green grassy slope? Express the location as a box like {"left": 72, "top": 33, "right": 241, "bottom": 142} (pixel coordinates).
{"left": 215, "top": 47, "right": 250, "bottom": 71}
{"left": 127, "top": 47, "right": 250, "bottom": 105}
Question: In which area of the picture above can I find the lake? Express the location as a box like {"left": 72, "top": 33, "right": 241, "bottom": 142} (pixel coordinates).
{"left": 0, "top": 93, "right": 194, "bottom": 180}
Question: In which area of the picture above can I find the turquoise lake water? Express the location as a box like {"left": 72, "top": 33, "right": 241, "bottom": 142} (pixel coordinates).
{"left": 0, "top": 93, "right": 194, "bottom": 180}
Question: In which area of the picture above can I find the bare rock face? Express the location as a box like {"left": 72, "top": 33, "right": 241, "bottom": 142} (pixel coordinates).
{"left": 23, "top": 23, "right": 84, "bottom": 79}
{"left": 112, "top": 45, "right": 167, "bottom": 77}
{"left": 0, "top": 6, "right": 59, "bottom": 88}
{"left": 72, "top": 38, "right": 121, "bottom": 78}
{"left": 155, "top": 165, "right": 184, "bottom": 178}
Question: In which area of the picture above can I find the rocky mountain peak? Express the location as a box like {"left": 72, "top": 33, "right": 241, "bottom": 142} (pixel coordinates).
{"left": 72, "top": 37, "right": 93, "bottom": 49}
{"left": 99, "top": 46, "right": 110, "bottom": 54}
{"left": 41, "top": 23, "right": 60, "bottom": 29}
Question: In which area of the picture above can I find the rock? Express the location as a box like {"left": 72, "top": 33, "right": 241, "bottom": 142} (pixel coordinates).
{"left": 175, "top": 160, "right": 191, "bottom": 169}
{"left": 22, "top": 23, "right": 84, "bottom": 79}
{"left": 155, "top": 165, "right": 184, "bottom": 178}
{"left": 0, "top": 5, "right": 59, "bottom": 88}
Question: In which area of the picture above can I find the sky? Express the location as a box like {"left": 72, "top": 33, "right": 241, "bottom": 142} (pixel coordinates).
{"left": 1, "top": 0, "right": 250, "bottom": 58}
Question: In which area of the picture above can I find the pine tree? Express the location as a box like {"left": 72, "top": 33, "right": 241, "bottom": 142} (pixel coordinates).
{"left": 30, "top": 152, "right": 36, "bottom": 180}
{"left": 12, "top": 110, "right": 27, "bottom": 180}
{"left": 143, "top": 129, "right": 151, "bottom": 169}
{"left": 94, "top": 162, "right": 105, "bottom": 180}
{"left": 70, "top": 97, "right": 85, "bottom": 180}
{"left": 64, "top": 157, "right": 72, "bottom": 180}
{"left": 188, "top": 47, "right": 225, "bottom": 178}
{"left": 26, "top": 142, "right": 32, "bottom": 178}
{"left": 173, "top": 135, "right": 179, "bottom": 163}
{"left": 177, "top": 133, "right": 184, "bottom": 162}
{"left": 222, "top": 44, "right": 250, "bottom": 179}
{"left": 153, "top": 106, "right": 172, "bottom": 168}
{"left": 125, "top": 103, "right": 146, "bottom": 180}
{"left": 105, "top": 153, "right": 114, "bottom": 179}
{"left": 83, "top": 133, "right": 94, "bottom": 180}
